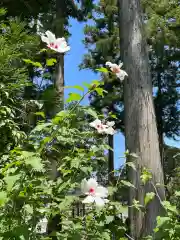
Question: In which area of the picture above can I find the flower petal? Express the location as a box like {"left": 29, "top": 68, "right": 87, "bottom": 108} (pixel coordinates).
{"left": 82, "top": 195, "right": 94, "bottom": 204}
{"left": 81, "top": 179, "right": 88, "bottom": 194}
{"left": 119, "top": 62, "right": 123, "bottom": 68}
{"left": 116, "top": 70, "right": 128, "bottom": 81}
{"left": 89, "top": 119, "right": 102, "bottom": 128}
{"left": 86, "top": 178, "right": 98, "bottom": 191}
{"left": 45, "top": 30, "right": 56, "bottom": 42}
{"left": 95, "top": 186, "right": 108, "bottom": 198}
{"left": 41, "top": 36, "right": 49, "bottom": 44}
{"left": 105, "top": 127, "right": 116, "bottom": 135}
{"left": 94, "top": 197, "right": 105, "bottom": 207}
{"left": 107, "top": 121, "right": 115, "bottom": 127}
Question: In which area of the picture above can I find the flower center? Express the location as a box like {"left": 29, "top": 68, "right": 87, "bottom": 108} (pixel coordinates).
{"left": 112, "top": 67, "right": 121, "bottom": 73}
{"left": 89, "top": 188, "right": 95, "bottom": 194}
{"left": 55, "top": 45, "right": 58, "bottom": 49}
{"left": 97, "top": 124, "right": 104, "bottom": 130}
{"left": 50, "top": 42, "right": 54, "bottom": 47}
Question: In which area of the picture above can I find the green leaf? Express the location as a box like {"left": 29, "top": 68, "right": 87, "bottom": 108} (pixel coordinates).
{"left": 175, "top": 191, "right": 180, "bottom": 197}
{"left": 46, "top": 58, "right": 57, "bottom": 66}
{"left": 66, "top": 93, "right": 82, "bottom": 103}
{"left": 120, "top": 180, "right": 136, "bottom": 189}
{"left": 95, "top": 87, "right": 104, "bottom": 96}
{"left": 23, "top": 153, "right": 44, "bottom": 172}
{"left": 31, "top": 123, "right": 52, "bottom": 133}
{"left": 23, "top": 59, "right": 42, "bottom": 68}
{"left": 84, "top": 108, "right": 98, "bottom": 118}
{"left": 144, "top": 192, "right": 155, "bottom": 206}
{"left": 65, "top": 85, "right": 84, "bottom": 91}
{"left": 39, "top": 48, "right": 47, "bottom": 53}
{"left": 0, "top": 191, "right": 7, "bottom": 206}
{"left": 126, "top": 162, "right": 136, "bottom": 171}
{"left": 105, "top": 216, "right": 114, "bottom": 224}
{"left": 161, "top": 201, "right": 177, "bottom": 213}
{"left": 140, "top": 168, "right": 152, "bottom": 184}
{"left": 0, "top": 8, "right": 7, "bottom": 16}
{"left": 156, "top": 216, "right": 170, "bottom": 228}
{"left": 24, "top": 204, "right": 33, "bottom": 214}
{"left": 34, "top": 112, "right": 45, "bottom": 118}
{"left": 4, "top": 174, "right": 21, "bottom": 191}
{"left": 82, "top": 82, "right": 91, "bottom": 88}
{"left": 96, "top": 67, "right": 109, "bottom": 73}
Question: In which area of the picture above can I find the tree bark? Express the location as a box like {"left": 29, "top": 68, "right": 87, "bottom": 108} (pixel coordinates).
{"left": 118, "top": 0, "right": 165, "bottom": 238}
{"left": 54, "top": 0, "right": 65, "bottom": 113}
{"left": 108, "top": 135, "right": 114, "bottom": 184}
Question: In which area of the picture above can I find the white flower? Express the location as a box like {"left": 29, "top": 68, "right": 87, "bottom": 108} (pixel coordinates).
{"left": 89, "top": 119, "right": 108, "bottom": 134}
{"left": 104, "top": 127, "right": 116, "bottom": 135}
{"left": 105, "top": 61, "right": 128, "bottom": 81}
{"left": 106, "top": 121, "right": 115, "bottom": 127}
{"left": 81, "top": 178, "right": 109, "bottom": 207}
{"left": 89, "top": 119, "right": 116, "bottom": 135}
{"left": 36, "top": 217, "right": 48, "bottom": 233}
{"left": 41, "top": 30, "right": 70, "bottom": 53}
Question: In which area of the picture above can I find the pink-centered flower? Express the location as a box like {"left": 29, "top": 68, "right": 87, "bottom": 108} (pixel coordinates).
{"left": 106, "top": 61, "right": 128, "bottom": 81}
{"left": 89, "top": 119, "right": 108, "bottom": 134}
{"left": 81, "top": 178, "right": 109, "bottom": 207}
{"left": 89, "top": 119, "right": 116, "bottom": 135}
{"left": 41, "top": 30, "right": 70, "bottom": 53}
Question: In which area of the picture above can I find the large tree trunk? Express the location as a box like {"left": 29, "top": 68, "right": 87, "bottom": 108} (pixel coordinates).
{"left": 54, "top": 0, "right": 65, "bottom": 113}
{"left": 118, "top": 0, "right": 165, "bottom": 238}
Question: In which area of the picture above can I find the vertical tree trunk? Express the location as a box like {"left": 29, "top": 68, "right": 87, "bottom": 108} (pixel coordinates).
{"left": 118, "top": 0, "right": 165, "bottom": 238}
{"left": 54, "top": 0, "right": 65, "bottom": 113}
{"left": 108, "top": 135, "right": 114, "bottom": 184}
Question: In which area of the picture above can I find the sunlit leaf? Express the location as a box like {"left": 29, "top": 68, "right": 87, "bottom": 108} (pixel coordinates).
{"left": 65, "top": 85, "right": 84, "bottom": 91}
{"left": 0, "top": 191, "right": 7, "bottom": 206}
{"left": 96, "top": 67, "right": 109, "bottom": 73}
{"left": 66, "top": 93, "right": 82, "bottom": 103}
{"left": 144, "top": 192, "right": 155, "bottom": 206}
{"left": 4, "top": 174, "right": 21, "bottom": 191}
{"left": 46, "top": 58, "right": 57, "bottom": 66}
{"left": 120, "top": 180, "right": 136, "bottom": 189}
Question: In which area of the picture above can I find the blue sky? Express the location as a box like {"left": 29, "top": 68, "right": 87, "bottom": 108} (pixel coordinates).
{"left": 64, "top": 18, "right": 179, "bottom": 169}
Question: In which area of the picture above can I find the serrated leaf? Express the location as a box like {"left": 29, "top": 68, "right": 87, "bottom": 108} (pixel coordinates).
{"left": 121, "top": 180, "right": 136, "bottom": 189}
{"left": 66, "top": 93, "right": 82, "bottom": 103}
{"left": 0, "top": 191, "right": 7, "bottom": 206}
{"left": 144, "top": 192, "right": 155, "bottom": 206}
{"left": 25, "top": 156, "right": 44, "bottom": 172}
{"left": 46, "top": 58, "right": 57, "bottom": 66}
{"left": 161, "top": 201, "right": 177, "bottom": 213}
{"left": 24, "top": 204, "right": 33, "bottom": 214}
{"left": 4, "top": 174, "right": 21, "bottom": 191}
{"left": 105, "top": 216, "right": 114, "bottom": 224}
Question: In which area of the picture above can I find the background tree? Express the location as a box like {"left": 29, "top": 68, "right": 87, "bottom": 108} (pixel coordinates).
{"left": 119, "top": 0, "right": 165, "bottom": 238}
{"left": 81, "top": 0, "right": 180, "bottom": 186}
